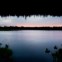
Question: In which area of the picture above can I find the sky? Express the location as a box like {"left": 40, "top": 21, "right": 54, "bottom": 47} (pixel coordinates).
{"left": 0, "top": 15, "right": 62, "bottom": 27}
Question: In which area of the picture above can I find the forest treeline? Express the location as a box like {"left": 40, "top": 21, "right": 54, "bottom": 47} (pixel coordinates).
{"left": 0, "top": 26, "right": 62, "bottom": 31}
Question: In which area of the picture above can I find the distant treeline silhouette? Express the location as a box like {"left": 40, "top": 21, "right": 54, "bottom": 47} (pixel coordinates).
{"left": 0, "top": 26, "right": 62, "bottom": 31}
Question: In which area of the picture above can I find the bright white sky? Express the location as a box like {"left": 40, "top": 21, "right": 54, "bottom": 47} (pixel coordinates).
{"left": 0, "top": 15, "right": 62, "bottom": 27}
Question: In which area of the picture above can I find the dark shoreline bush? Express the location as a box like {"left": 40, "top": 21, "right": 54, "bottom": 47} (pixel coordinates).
{"left": 0, "top": 43, "right": 13, "bottom": 62}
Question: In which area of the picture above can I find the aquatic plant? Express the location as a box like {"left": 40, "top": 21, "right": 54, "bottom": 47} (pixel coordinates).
{"left": 0, "top": 43, "right": 13, "bottom": 62}
{"left": 54, "top": 46, "right": 58, "bottom": 49}
{"left": 45, "top": 45, "right": 62, "bottom": 62}
{"left": 45, "top": 48, "right": 50, "bottom": 53}
{"left": 0, "top": 43, "right": 2, "bottom": 47}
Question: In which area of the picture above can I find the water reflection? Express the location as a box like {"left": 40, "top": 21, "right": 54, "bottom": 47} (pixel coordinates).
{"left": 0, "top": 31, "right": 62, "bottom": 62}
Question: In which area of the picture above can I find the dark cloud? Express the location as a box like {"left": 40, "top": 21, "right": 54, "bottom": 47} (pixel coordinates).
{"left": 0, "top": 0, "right": 62, "bottom": 16}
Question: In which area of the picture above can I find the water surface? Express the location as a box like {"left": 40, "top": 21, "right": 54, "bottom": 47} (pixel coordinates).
{"left": 0, "top": 30, "right": 62, "bottom": 62}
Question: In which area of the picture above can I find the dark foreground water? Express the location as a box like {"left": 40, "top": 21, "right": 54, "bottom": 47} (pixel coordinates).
{"left": 0, "top": 30, "right": 62, "bottom": 62}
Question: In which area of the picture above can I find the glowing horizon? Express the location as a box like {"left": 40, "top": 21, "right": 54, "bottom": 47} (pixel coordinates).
{"left": 16, "top": 23, "right": 62, "bottom": 27}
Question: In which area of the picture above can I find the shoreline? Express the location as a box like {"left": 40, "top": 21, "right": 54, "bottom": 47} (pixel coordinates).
{"left": 0, "top": 27, "right": 62, "bottom": 31}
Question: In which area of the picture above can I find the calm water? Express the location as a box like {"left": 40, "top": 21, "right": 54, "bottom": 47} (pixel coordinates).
{"left": 0, "top": 30, "right": 62, "bottom": 62}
